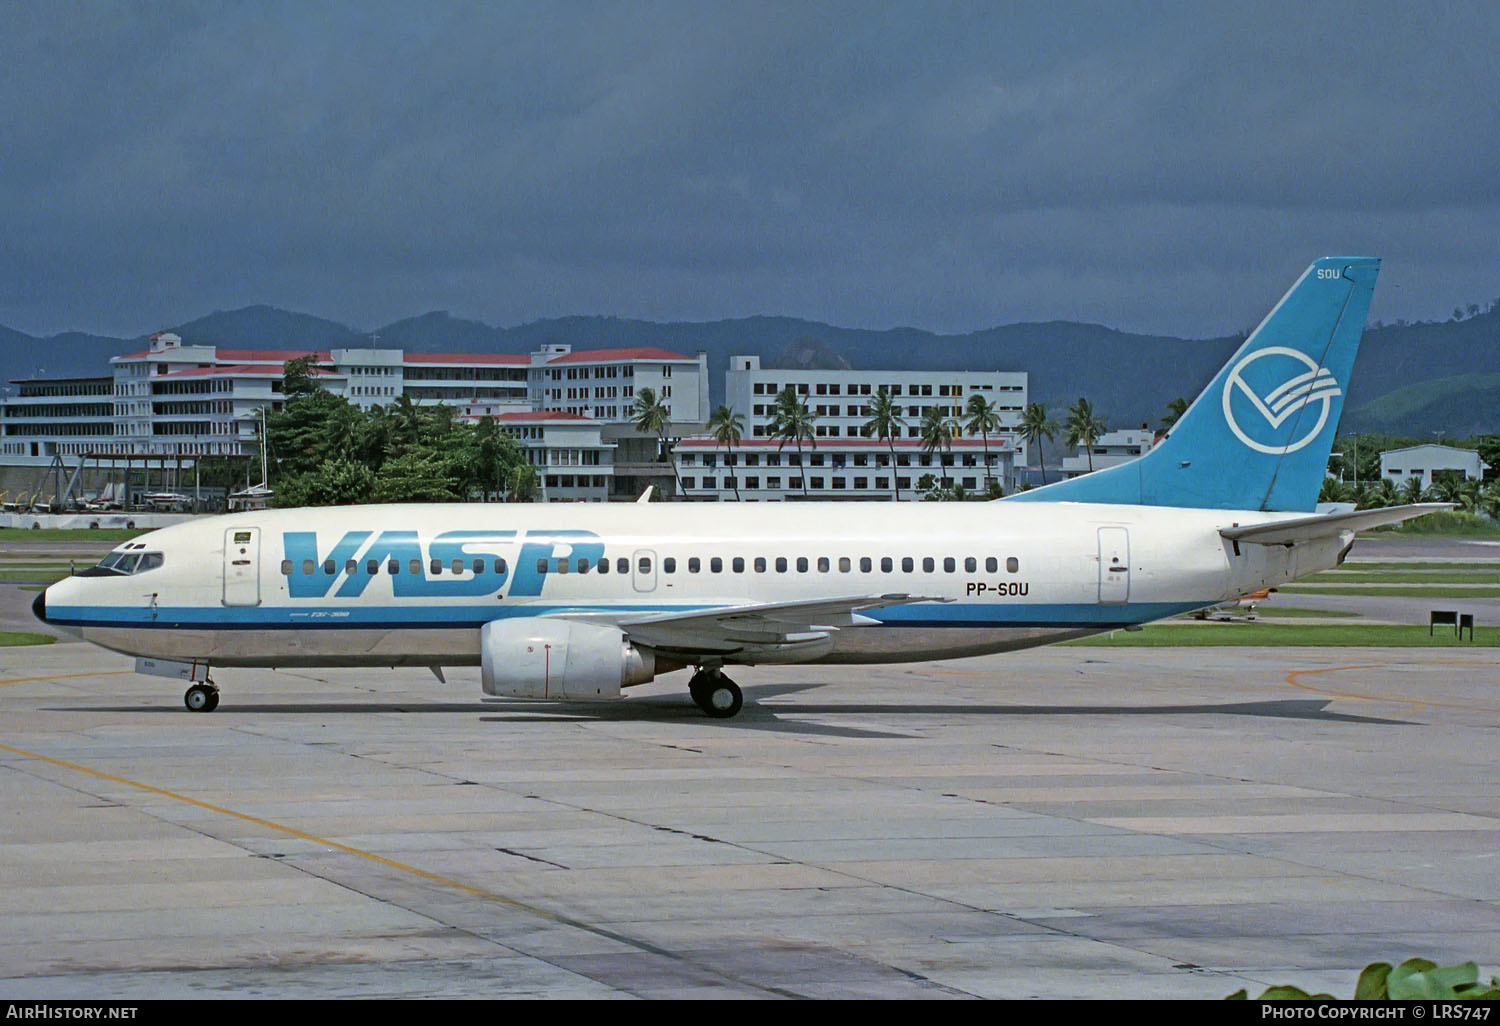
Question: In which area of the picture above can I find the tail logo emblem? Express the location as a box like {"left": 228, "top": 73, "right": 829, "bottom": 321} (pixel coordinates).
{"left": 1221, "top": 346, "right": 1341, "bottom": 455}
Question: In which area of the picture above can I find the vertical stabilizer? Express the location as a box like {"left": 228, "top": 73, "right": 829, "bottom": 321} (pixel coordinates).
{"left": 1008, "top": 257, "right": 1379, "bottom": 512}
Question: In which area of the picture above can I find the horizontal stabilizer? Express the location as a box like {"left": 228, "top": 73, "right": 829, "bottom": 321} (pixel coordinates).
{"left": 1220, "top": 503, "right": 1453, "bottom": 546}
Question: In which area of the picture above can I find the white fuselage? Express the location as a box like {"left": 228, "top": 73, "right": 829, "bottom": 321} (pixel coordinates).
{"left": 41, "top": 500, "right": 1337, "bottom": 671}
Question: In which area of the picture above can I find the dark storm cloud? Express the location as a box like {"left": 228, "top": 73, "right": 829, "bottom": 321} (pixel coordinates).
{"left": 1, "top": 1, "right": 1497, "bottom": 339}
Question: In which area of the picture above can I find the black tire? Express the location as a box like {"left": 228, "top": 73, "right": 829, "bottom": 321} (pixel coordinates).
{"left": 184, "top": 684, "right": 215, "bottom": 712}
{"left": 204, "top": 690, "right": 220, "bottom": 712}
{"left": 701, "top": 678, "right": 743, "bottom": 719}
{"left": 687, "top": 671, "right": 710, "bottom": 710}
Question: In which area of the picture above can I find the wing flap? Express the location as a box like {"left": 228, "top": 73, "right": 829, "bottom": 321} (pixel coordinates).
{"left": 1220, "top": 503, "right": 1453, "bottom": 546}
{"left": 614, "top": 593, "right": 947, "bottom": 656}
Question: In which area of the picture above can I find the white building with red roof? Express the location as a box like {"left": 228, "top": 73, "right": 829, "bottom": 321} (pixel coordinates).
{"left": 3, "top": 330, "right": 714, "bottom": 504}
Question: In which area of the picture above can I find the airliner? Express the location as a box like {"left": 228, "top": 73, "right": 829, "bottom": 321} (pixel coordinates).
{"left": 35, "top": 257, "right": 1446, "bottom": 717}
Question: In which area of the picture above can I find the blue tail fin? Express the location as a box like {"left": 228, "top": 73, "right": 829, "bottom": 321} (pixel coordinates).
{"left": 1008, "top": 256, "right": 1379, "bottom": 512}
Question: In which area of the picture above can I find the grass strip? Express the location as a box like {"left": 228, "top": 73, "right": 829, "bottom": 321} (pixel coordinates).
{"left": 0, "top": 528, "right": 148, "bottom": 542}
{"left": 1309, "top": 571, "right": 1500, "bottom": 584}
{"left": 1066, "top": 624, "right": 1497, "bottom": 647}
{"left": 1279, "top": 585, "right": 1500, "bottom": 598}
{"left": 0, "top": 631, "right": 57, "bottom": 647}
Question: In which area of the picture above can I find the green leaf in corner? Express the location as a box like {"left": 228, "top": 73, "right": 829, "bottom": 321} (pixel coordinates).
{"left": 1355, "top": 962, "right": 1392, "bottom": 1000}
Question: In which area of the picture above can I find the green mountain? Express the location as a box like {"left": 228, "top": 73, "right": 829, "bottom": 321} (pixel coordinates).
{"left": 2, "top": 301, "right": 1496, "bottom": 437}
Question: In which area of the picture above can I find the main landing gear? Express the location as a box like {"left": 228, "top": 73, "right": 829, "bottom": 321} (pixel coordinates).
{"left": 184, "top": 682, "right": 220, "bottom": 713}
{"left": 688, "top": 668, "right": 742, "bottom": 719}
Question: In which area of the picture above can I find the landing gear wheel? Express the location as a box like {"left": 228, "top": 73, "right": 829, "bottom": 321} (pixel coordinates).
{"left": 688, "top": 671, "right": 711, "bottom": 708}
{"left": 184, "top": 683, "right": 219, "bottom": 713}
{"left": 701, "top": 676, "right": 742, "bottom": 719}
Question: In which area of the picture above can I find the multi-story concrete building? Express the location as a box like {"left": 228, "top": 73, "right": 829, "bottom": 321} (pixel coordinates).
{"left": 672, "top": 355, "right": 1026, "bottom": 500}
{"left": 0, "top": 376, "right": 117, "bottom": 458}
{"left": 2, "top": 332, "right": 711, "bottom": 505}
{"left": 724, "top": 355, "right": 1027, "bottom": 462}
{"left": 675, "top": 436, "right": 1015, "bottom": 501}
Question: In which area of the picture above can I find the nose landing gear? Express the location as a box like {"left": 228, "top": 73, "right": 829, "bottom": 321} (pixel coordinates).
{"left": 184, "top": 682, "right": 220, "bottom": 713}
{"left": 688, "top": 668, "right": 742, "bottom": 719}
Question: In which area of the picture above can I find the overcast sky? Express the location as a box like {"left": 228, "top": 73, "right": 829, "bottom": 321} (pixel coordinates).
{"left": 2, "top": 1, "right": 1497, "bottom": 339}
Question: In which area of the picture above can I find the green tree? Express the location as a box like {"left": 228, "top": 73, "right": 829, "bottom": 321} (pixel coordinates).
{"left": 370, "top": 451, "right": 463, "bottom": 503}
{"left": 1161, "top": 396, "right": 1189, "bottom": 429}
{"left": 272, "top": 458, "right": 376, "bottom": 508}
{"left": 706, "top": 404, "right": 745, "bottom": 501}
{"left": 963, "top": 393, "right": 1002, "bottom": 492}
{"left": 631, "top": 386, "right": 684, "bottom": 497}
{"left": 770, "top": 386, "right": 816, "bottom": 497}
{"left": 919, "top": 406, "right": 958, "bottom": 489}
{"left": 1019, "top": 402, "right": 1058, "bottom": 485}
{"left": 862, "top": 388, "right": 907, "bottom": 500}
{"left": 1065, "top": 397, "right": 1107, "bottom": 473}
{"left": 281, "top": 354, "right": 322, "bottom": 399}
{"left": 265, "top": 390, "right": 364, "bottom": 479}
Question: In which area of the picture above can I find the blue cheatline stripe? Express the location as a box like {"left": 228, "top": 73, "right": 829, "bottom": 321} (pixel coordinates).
{"left": 46, "top": 600, "right": 1211, "bottom": 631}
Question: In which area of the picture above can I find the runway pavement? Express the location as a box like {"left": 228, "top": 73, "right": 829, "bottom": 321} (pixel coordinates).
{"left": 1, "top": 633, "right": 1497, "bottom": 999}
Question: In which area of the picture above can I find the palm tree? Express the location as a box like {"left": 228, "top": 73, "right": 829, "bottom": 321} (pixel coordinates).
{"left": 963, "top": 393, "right": 1002, "bottom": 492}
{"left": 706, "top": 404, "right": 744, "bottom": 501}
{"left": 1065, "top": 397, "right": 1107, "bottom": 473}
{"left": 632, "top": 386, "right": 684, "bottom": 498}
{"left": 770, "top": 386, "right": 816, "bottom": 497}
{"left": 1019, "top": 402, "right": 1058, "bottom": 485}
{"left": 918, "top": 406, "right": 957, "bottom": 489}
{"left": 1161, "top": 396, "right": 1189, "bottom": 430}
{"left": 862, "top": 389, "right": 906, "bottom": 500}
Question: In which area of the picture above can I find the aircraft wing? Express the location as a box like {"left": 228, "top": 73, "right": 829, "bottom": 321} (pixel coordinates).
{"left": 600, "top": 594, "right": 948, "bottom": 657}
{"left": 1220, "top": 503, "right": 1453, "bottom": 546}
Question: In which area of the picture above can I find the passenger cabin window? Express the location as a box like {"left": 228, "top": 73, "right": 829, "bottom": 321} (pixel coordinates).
{"left": 409, "top": 559, "right": 421, "bottom": 576}
{"left": 324, "top": 559, "right": 338, "bottom": 575}
{"left": 302, "top": 559, "right": 315, "bottom": 575}
{"left": 711, "top": 557, "right": 723, "bottom": 573}
{"left": 816, "top": 557, "right": 829, "bottom": 572}
{"left": 944, "top": 557, "right": 956, "bottom": 573}
{"left": 664, "top": 557, "right": 677, "bottom": 573}
{"left": 638, "top": 557, "right": 652, "bottom": 574}
{"left": 901, "top": 557, "right": 914, "bottom": 573}
{"left": 687, "top": 557, "right": 700, "bottom": 573}
{"left": 965, "top": 557, "right": 977, "bottom": 572}
{"left": 597, "top": 558, "right": 610, "bottom": 574}
{"left": 733, "top": 557, "right": 745, "bottom": 573}
{"left": 754, "top": 557, "right": 767, "bottom": 573}
{"left": 387, "top": 559, "right": 399, "bottom": 575}
{"left": 860, "top": 557, "right": 872, "bottom": 572}
{"left": 1007, "top": 557, "right": 1020, "bottom": 573}
{"left": 881, "top": 557, "right": 893, "bottom": 572}
{"left": 775, "top": 557, "right": 788, "bottom": 573}
{"left": 617, "top": 557, "right": 629, "bottom": 574}
{"left": 366, "top": 559, "right": 379, "bottom": 575}
{"left": 922, "top": 557, "right": 935, "bottom": 573}
{"left": 796, "top": 557, "right": 809, "bottom": 572}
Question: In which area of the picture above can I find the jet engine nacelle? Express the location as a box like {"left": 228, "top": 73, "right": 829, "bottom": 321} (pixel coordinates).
{"left": 480, "top": 617, "right": 655, "bottom": 700}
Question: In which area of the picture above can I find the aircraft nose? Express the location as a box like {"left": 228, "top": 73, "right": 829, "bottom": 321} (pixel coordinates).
{"left": 32, "top": 589, "right": 47, "bottom": 623}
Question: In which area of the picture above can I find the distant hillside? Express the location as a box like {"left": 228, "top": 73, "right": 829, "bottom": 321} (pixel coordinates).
{"left": 1341, "top": 372, "right": 1500, "bottom": 437}
{"left": 171, "top": 305, "right": 365, "bottom": 352}
{"left": 2, "top": 300, "right": 1497, "bottom": 437}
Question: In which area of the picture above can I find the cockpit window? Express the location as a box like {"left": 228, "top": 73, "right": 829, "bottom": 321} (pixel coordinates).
{"left": 81, "top": 550, "right": 163, "bottom": 577}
